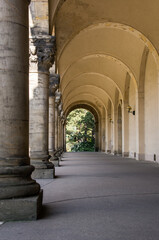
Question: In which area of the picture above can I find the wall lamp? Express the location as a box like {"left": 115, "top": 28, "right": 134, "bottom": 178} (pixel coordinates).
{"left": 127, "top": 105, "right": 135, "bottom": 115}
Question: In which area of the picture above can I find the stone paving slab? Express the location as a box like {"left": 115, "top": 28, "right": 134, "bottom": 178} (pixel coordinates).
{"left": 1, "top": 152, "right": 159, "bottom": 240}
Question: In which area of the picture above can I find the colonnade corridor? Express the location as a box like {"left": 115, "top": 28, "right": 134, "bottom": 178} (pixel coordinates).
{"left": 1, "top": 152, "right": 159, "bottom": 240}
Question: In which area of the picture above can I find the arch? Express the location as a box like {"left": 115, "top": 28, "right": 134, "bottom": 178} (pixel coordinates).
{"left": 60, "top": 54, "right": 138, "bottom": 92}
{"left": 66, "top": 103, "right": 99, "bottom": 124}
{"left": 54, "top": 0, "right": 159, "bottom": 58}
{"left": 65, "top": 104, "right": 100, "bottom": 151}
{"left": 62, "top": 73, "right": 120, "bottom": 105}
{"left": 64, "top": 94, "right": 106, "bottom": 112}
{"left": 63, "top": 85, "right": 113, "bottom": 111}
{"left": 58, "top": 23, "right": 159, "bottom": 92}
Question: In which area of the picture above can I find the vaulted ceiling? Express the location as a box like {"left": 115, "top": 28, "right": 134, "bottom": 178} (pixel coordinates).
{"left": 49, "top": 0, "right": 159, "bottom": 117}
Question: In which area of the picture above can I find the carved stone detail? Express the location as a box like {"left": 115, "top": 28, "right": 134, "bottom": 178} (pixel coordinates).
{"left": 29, "top": 36, "right": 56, "bottom": 72}
{"left": 49, "top": 74, "right": 60, "bottom": 96}
{"left": 55, "top": 90, "right": 62, "bottom": 105}
{"left": 58, "top": 102, "right": 63, "bottom": 113}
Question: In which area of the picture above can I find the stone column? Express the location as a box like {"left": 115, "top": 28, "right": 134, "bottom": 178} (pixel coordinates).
{"left": 48, "top": 74, "right": 60, "bottom": 156}
{"left": 60, "top": 111, "right": 65, "bottom": 150}
{"left": 58, "top": 102, "right": 63, "bottom": 148}
{"left": 54, "top": 102, "right": 58, "bottom": 151}
{"left": 55, "top": 91, "right": 62, "bottom": 150}
{"left": 107, "top": 115, "right": 112, "bottom": 153}
{"left": 95, "top": 121, "right": 99, "bottom": 151}
{"left": 63, "top": 122, "right": 67, "bottom": 152}
{"left": 61, "top": 121, "right": 64, "bottom": 150}
{"left": 57, "top": 115, "right": 61, "bottom": 149}
{"left": 0, "top": 0, "right": 42, "bottom": 221}
{"left": 29, "top": 36, "right": 55, "bottom": 179}
{"left": 51, "top": 91, "right": 61, "bottom": 166}
{"left": 49, "top": 94, "right": 55, "bottom": 155}
{"left": 101, "top": 116, "right": 106, "bottom": 152}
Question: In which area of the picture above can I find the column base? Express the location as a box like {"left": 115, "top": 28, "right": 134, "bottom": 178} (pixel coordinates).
{"left": 32, "top": 168, "right": 55, "bottom": 179}
{"left": 136, "top": 153, "right": 145, "bottom": 160}
{"left": 50, "top": 154, "right": 60, "bottom": 167}
{"left": 122, "top": 152, "right": 129, "bottom": 157}
{"left": 107, "top": 150, "right": 111, "bottom": 154}
{"left": 51, "top": 158, "right": 60, "bottom": 167}
{"left": 0, "top": 190, "right": 43, "bottom": 221}
{"left": 30, "top": 155, "right": 55, "bottom": 179}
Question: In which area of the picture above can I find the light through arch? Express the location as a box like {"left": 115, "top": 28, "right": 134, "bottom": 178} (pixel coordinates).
{"left": 66, "top": 108, "right": 96, "bottom": 152}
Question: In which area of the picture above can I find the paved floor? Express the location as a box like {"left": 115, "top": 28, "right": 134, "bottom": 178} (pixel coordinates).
{"left": 1, "top": 152, "right": 159, "bottom": 240}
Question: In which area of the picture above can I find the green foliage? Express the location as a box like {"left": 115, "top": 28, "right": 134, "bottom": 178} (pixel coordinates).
{"left": 66, "top": 109, "right": 95, "bottom": 152}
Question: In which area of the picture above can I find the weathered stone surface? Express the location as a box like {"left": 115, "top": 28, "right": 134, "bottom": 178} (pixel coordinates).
{"left": 0, "top": 0, "right": 42, "bottom": 221}
{"left": 29, "top": 36, "right": 56, "bottom": 73}
{"left": 0, "top": 165, "right": 40, "bottom": 200}
{"left": 49, "top": 74, "right": 60, "bottom": 156}
{"left": 29, "top": 35, "right": 56, "bottom": 177}
{"left": 49, "top": 74, "right": 60, "bottom": 96}
{"left": 51, "top": 159, "right": 60, "bottom": 167}
{"left": 32, "top": 169, "right": 55, "bottom": 179}
{"left": 29, "top": 0, "right": 49, "bottom": 36}
{"left": 0, "top": 191, "right": 43, "bottom": 221}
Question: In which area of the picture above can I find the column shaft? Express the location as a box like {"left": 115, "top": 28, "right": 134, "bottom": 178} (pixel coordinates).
{"left": 29, "top": 36, "right": 55, "bottom": 178}
{"left": 48, "top": 73, "right": 60, "bottom": 157}
{"left": 58, "top": 116, "right": 61, "bottom": 148}
{"left": 49, "top": 96, "right": 55, "bottom": 155}
{"left": 55, "top": 103, "right": 58, "bottom": 150}
{"left": 30, "top": 71, "right": 49, "bottom": 160}
{"left": 0, "top": 0, "right": 42, "bottom": 221}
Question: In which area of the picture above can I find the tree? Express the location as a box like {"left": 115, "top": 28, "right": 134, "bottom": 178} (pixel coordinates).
{"left": 66, "top": 109, "right": 95, "bottom": 152}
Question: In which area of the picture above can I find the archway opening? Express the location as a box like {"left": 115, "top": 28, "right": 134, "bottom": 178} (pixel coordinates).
{"left": 66, "top": 108, "right": 95, "bottom": 152}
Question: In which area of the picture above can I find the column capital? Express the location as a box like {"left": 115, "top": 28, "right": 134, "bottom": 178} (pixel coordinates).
{"left": 29, "top": 35, "right": 56, "bottom": 73}
{"left": 49, "top": 74, "right": 60, "bottom": 96}
{"left": 55, "top": 90, "right": 62, "bottom": 105}
{"left": 58, "top": 102, "right": 63, "bottom": 113}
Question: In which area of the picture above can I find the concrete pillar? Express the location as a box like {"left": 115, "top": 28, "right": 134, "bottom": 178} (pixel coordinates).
{"left": 29, "top": 36, "right": 55, "bottom": 178}
{"left": 0, "top": 0, "right": 42, "bottom": 221}
{"left": 48, "top": 74, "right": 60, "bottom": 156}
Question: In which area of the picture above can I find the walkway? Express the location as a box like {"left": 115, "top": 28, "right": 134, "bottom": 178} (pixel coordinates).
{"left": 1, "top": 152, "right": 159, "bottom": 240}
